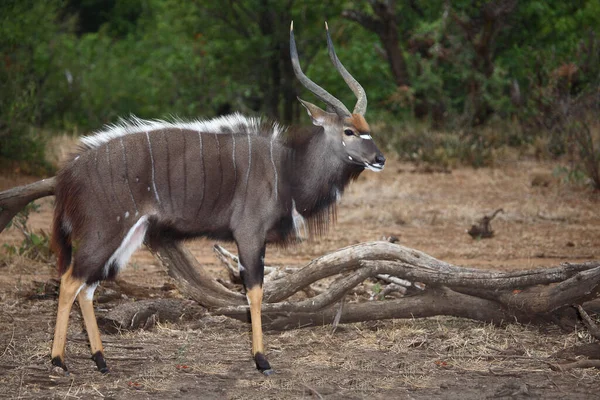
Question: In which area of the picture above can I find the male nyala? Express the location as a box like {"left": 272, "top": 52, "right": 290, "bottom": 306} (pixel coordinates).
{"left": 50, "top": 22, "right": 385, "bottom": 375}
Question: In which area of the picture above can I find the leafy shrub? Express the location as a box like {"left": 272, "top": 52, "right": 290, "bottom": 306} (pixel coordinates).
{"left": 388, "top": 122, "right": 499, "bottom": 169}
{"left": 3, "top": 202, "right": 53, "bottom": 262}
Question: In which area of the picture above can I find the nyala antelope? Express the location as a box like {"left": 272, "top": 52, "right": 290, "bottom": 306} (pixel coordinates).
{"left": 50, "top": 22, "right": 385, "bottom": 376}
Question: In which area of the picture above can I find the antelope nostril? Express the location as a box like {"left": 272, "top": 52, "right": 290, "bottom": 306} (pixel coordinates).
{"left": 375, "top": 154, "right": 386, "bottom": 164}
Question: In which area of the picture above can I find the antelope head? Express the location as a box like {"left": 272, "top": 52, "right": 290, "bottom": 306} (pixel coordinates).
{"left": 290, "top": 22, "right": 385, "bottom": 172}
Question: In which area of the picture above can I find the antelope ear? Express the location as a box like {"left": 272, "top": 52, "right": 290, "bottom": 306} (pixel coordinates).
{"left": 298, "top": 97, "right": 335, "bottom": 127}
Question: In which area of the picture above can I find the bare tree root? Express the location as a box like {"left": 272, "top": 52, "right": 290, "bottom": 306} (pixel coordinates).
{"left": 205, "top": 246, "right": 600, "bottom": 330}
{"left": 468, "top": 208, "right": 504, "bottom": 239}
{"left": 576, "top": 305, "right": 600, "bottom": 341}
{"left": 149, "top": 240, "right": 245, "bottom": 308}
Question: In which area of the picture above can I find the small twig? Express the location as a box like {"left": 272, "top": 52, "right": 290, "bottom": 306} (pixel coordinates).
{"left": 575, "top": 304, "right": 600, "bottom": 340}
{"left": 331, "top": 298, "right": 345, "bottom": 334}
{"left": 301, "top": 383, "right": 324, "bottom": 400}
{"left": 91, "top": 386, "right": 105, "bottom": 398}
{"left": 376, "top": 274, "right": 412, "bottom": 288}
{"left": 0, "top": 321, "right": 15, "bottom": 359}
{"left": 549, "top": 359, "right": 600, "bottom": 371}
{"left": 379, "top": 283, "right": 407, "bottom": 298}
{"left": 63, "top": 378, "right": 75, "bottom": 399}
{"left": 17, "top": 369, "right": 24, "bottom": 400}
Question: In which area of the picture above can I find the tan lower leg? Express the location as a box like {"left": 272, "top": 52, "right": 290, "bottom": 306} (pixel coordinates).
{"left": 78, "top": 287, "right": 103, "bottom": 356}
{"left": 246, "top": 286, "right": 264, "bottom": 356}
{"left": 51, "top": 268, "right": 84, "bottom": 365}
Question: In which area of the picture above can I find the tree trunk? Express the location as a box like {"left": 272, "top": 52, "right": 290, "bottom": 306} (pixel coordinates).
{"left": 342, "top": 0, "right": 410, "bottom": 87}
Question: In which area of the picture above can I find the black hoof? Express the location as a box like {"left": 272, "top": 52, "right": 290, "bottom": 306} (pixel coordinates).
{"left": 254, "top": 352, "right": 273, "bottom": 375}
{"left": 52, "top": 356, "right": 69, "bottom": 375}
{"left": 92, "top": 351, "right": 109, "bottom": 374}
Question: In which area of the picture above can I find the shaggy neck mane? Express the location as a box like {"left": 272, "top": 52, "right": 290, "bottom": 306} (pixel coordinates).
{"left": 287, "top": 126, "right": 364, "bottom": 237}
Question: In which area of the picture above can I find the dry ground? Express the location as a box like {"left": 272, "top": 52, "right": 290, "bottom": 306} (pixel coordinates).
{"left": 1, "top": 157, "right": 600, "bottom": 399}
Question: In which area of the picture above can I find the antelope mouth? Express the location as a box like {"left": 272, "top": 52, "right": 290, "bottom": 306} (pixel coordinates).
{"left": 365, "top": 163, "right": 384, "bottom": 172}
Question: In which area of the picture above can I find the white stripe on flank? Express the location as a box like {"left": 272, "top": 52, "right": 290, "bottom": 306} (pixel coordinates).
{"left": 81, "top": 113, "right": 286, "bottom": 149}
{"left": 120, "top": 138, "right": 139, "bottom": 214}
{"left": 269, "top": 137, "right": 278, "bottom": 201}
{"left": 245, "top": 134, "right": 252, "bottom": 189}
{"left": 145, "top": 132, "right": 162, "bottom": 205}
{"left": 104, "top": 215, "right": 150, "bottom": 278}
{"left": 232, "top": 134, "right": 237, "bottom": 182}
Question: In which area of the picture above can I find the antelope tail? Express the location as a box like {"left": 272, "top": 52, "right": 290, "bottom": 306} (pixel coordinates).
{"left": 51, "top": 198, "right": 72, "bottom": 276}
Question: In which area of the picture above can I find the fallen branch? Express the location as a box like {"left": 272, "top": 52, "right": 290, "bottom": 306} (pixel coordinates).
{"left": 549, "top": 359, "right": 600, "bottom": 371}
{"left": 576, "top": 305, "right": 600, "bottom": 341}
{"left": 2, "top": 178, "right": 600, "bottom": 334}
{"left": 149, "top": 240, "right": 245, "bottom": 308}
{"left": 0, "top": 177, "right": 56, "bottom": 231}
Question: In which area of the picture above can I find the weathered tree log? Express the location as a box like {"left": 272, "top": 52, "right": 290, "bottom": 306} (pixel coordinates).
{"left": 207, "top": 245, "right": 600, "bottom": 329}
{"left": 97, "top": 298, "right": 205, "bottom": 333}
{"left": 2, "top": 177, "right": 600, "bottom": 333}
{"left": 149, "top": 240, "right": 245, "bottom": 308}
{"left": 0, "top": 177, "right": 56, "bottom": 231}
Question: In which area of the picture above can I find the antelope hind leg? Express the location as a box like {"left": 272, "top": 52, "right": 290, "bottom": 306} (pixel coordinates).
{"left": 247, "top": 285, "right": 273, "bottom": 375}
{"left": 78, "top": 283, "right": 108, "bottom": 373}
{"left": 51, "top": 267, "right": 85, "bottom": 372}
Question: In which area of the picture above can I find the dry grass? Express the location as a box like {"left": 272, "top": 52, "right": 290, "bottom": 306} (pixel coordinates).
{"left": 1, "top": 156, "right": 600, "bottom": 398}
{"left": 1, "top": 283, "right": 600, "bottom": 399}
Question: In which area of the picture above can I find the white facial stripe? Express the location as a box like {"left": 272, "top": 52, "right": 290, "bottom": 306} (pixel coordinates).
{"left": 359, "top": 134, "right": 372, "bottom": 140}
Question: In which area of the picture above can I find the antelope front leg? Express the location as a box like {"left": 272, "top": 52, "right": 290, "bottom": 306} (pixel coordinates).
{"left": 78, "top": 284, "right": 108, "bottom": 373}
{"left": 51, "top": 267, "right": 85, "bottom": 372}
{"left": 235, "top": 239, "right": 273, "bottom": 375}
{"left": 247, "top": 285, "right": 271, "bottom": 373}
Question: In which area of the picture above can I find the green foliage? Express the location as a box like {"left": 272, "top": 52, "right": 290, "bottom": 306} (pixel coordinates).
{"left": 0, "top": 0, "right": 69, "bottom": 173}
{"left": 391, "top": 126, "right": 497, "bottom": 169}
{"left": 568, "top": 119, "right": 600, "bottom": 190}
{"left": 0, "top": 0, "right": 599, "bottom": 172}
{"left": 552, "top": 165, "right": 589, "bottom": 186}
{"left": 3, "top": 201, "right": 53, "bottom": 262}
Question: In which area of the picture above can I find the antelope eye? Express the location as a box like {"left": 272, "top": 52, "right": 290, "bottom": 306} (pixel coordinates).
{"left": 344, "top": 129, "right": 354, "bottom": 136}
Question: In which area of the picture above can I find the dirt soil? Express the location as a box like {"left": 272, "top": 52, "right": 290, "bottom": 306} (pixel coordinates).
{"left": 1, "top": 158, "right": 600, "bottom": 399}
